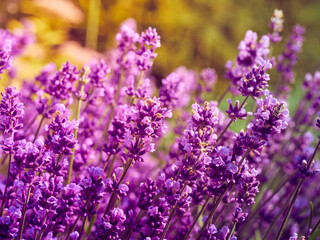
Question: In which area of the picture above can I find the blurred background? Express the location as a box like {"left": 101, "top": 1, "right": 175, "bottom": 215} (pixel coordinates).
{"left": 0, "top": 0, "right": 320, "bottom": 92}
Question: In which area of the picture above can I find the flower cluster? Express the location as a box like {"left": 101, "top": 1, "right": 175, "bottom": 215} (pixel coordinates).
{"left": 0, "top": 10, "right": 319, "bottom": 240}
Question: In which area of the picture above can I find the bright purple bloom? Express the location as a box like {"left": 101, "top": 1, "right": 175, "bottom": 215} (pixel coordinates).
{"left": 46, "top": 61, "right": 80, "bottom": 101}
{"left": 276, "top": 25, "right": 305, "bottom": 98}
{"left": 138, "top": 178, "right": 159, "bottom": 210}
{"left": 0, "top": 39, "right": 12, "bottom": 77}
{"left": 0, "top": 87, "right": 24, "bottom": 135}
{"left": 0, "top": 206, "right": 21, "bottom": 239}
{"left": 239, "top": 59, "right": 272, "bottom": 99}
{"left": 115, "top": 18, "right": 139, "bottom": 52}
{"left": 96, "top": 208, "right": 126, "bottom": 240}
{"left": 237, "top": 31, "right": 270, "bottom": 67}
{"left": 226, "top": 98, "right": 251, "bottom": 121}
{"left": 45, "top": 109, "right": 77, "bottom": 155}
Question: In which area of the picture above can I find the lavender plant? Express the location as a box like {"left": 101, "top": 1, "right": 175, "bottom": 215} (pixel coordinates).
{"left": 0, "top": 9, "right": 319, "bottom": 240}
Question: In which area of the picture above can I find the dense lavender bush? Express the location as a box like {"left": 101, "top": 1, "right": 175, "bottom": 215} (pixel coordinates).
{"left": 0, "top": 9, "right": 319, "bottom": 240}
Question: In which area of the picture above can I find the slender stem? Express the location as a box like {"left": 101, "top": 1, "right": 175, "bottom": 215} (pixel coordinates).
{"left": 86, "top": 209, "right": 97, "bottom": 236}
{"left": 33, "top": 114, "right": 45, "bottom": 143}
{"left": 102, "top": 154, "right": 111, "bottom": 171}
{"left": 160, "top": 184, "right": 187, "bottom": 240}
{"left": 106, "top": 155, "right": 117, "bottom": 177}
{"left": 65, "top": 216, "right": 81, "bottom": 240}
{"left": 238, "top": 148, "right": 250, "bottom": 169}
{"left": 183, "top": 196, "right": 210, "bottom": 240}
{"left": 217, "top": 86, "right": 230, "bottom": 106}
{"left": 130, "top": 71, "right": 144, "bottom": 105}
{"left": 79, "top": 215, "right": 88, "bottom": 240}
{"left": 215, "top": 96, "right": 249, "bottom": 146}
{"left": 160, "top": 206, "right": 176, "bottom": 240}
{"left": 37, "top": 212, "right": 48, "bottom": 240}
{"left": 196, "top": 185, "right": 230, "bottom": 240}
{"left": 262, "top": 195, "right": 291, "bottom": 240}
{"left": 275, "top": 179, "right": 303, "bottom": 240}
{"left": 215, "top": 119, "right": 233, "bottom": 146}
{"left": 124, "top": 209, "right": 145, "bottom": 240}
{"left": 67, "top": 84, "right": 85, "bottom": 184}
{"left": 244, "top": 172, "right": 294, "bottom": 225}
{"left": 311, "top": 217, "right": 320, "bottom": 236}
{"left": 227, "top": 222, "right": 237, "bottom": 240}
{"left": 307, "top": 140, "right": 320, "bottom": 169}
{"left": 18, "top": 185, "right": 32, "bottom": 240}
{"left": 275, "top": 140, "right": 320, "bottom": 240}
{"left": 33, "top": 97, "right": 55, "bottom": 143}
{"left": 105, "top": 158, "right": 134, "bottom": 215}
{"left": 1, "top": 153, "right": 11, "bottom": 216}
{"left": 212, "top": 201, "right": 227, "bottom": 224}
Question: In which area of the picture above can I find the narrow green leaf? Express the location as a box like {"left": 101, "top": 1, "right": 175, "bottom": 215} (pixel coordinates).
{"left": 309, "top": 229, "right": 320, "bottom": 240}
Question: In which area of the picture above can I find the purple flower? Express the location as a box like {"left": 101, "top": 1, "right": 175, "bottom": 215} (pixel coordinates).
{"left": 46, "top": 61, "right": 80, "bottom": 101}
{"left": 139, "top": 27, "right": 161, "bottom": 50}
{"left": 96, "top": 208, "right": 126, "bottom": 240}
{"left": 239, "top": 59, "right": 272, "bottom": 99}
{"left": 236, "top": 166, "right": 260, "bottom": 205}
{"left": 0, "top": 39, "right": 12, "bottom": 77}
{"left": 268, "top": 9, "right": 284, "bottom": 43}
{"left": 138, "top": 178, "right": 159, "bottom": 210}
{"left": 237, "top": 31, "right": 270, "bottom": 67}
{"left": 226, "top": 98, "right": 251, "bottom": 121}
{"left": 159, "top": 67, "right": 197, "bottom": 109}
{"left": 0, "top": 206, "right": 21, "bottom": 239}
{"left": 70, "top": 231, "right": 79, "bottom": 239}
{"left": 0, "top": 87, "right": 24, "bottom": 135}
{"left": 45, "top": 110, "right": 77, "bottom": 155}
{"left": 136, "top": 27, "right": 161, "bottom": 71}
{"left": 88, "top": 59, "right": 110, "bottom": 87}
{"left": 276, "top": 25, "right": 305, "bottom": 98}
{"left": 248, "top": 94, "right": 289, "bottom": 139}
{"left": 200, "top": 68, "right": 217, "bottom": 92}
{"left": 115, "top": 18, "right": 139, "bottom": 51}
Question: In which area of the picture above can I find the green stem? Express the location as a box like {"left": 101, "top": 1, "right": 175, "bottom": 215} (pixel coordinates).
{"left": 130, "top": 71, "right": 144, "bottom": 105}
{"left": 86, "top": 209, "right": 97, "bottom": 236}
{"left": 245, "top": 172, "right": 294, "bottom": 224}
{"left": 160, "top": 206, "right": 176, "bottom": 240}
{"left": 123, "top": 209, "right": 145, "bottom": 240}
{"left": 37, "top": 212, "right": 48, "bottom": 240}
{"left": 1, "top": 153, "right": 11, "bottom": 216}
{"left": 262, "top": 195, "right": 290, "bottom": 240}
{"left": 275, "top": 179, "right": 303, "bottom": 240}
{"left": 33, "top": 114, "right": 45, "bottom": 143}
{"left": 67, "top": 84, "right": 85, "bottom": 184}
{"left": 311, "top": 217, "right": 320, "bottom": 236}
{"left": 217, "top": 86, "right": 230, "bottom": 106}
{"left": 196, "top": 186, "right": 229, "bottom": 240}
{"left": 79, "top": 215, "right": 88, "bottom": 240}
{"left": 105, "top": 158, "right": 133, "bottom": 215}
{"left": 183, "top": 196, "right": 210, "bottom": 240}
{"left": 215, "top": 95, "right": 249, "bottom": 146}
{"left": 227, "top": 222, "right": 237, "bottom": 240}
{"left": 18, "top": 185, "right": 32, "bottom": 240}
{"left": 160, "top": 183, "right": 187, "bottom": 240}
{"left": 65, "top": 216, "right": 81, "bottom": 240}
{"left": 106, "top": 155, "right": 117, "bottom": 177}
{"left": 102, "top": 154, "right": 111, "bottom": 171}
{"left": 275, "top": 140, "right": 320, "bottom": 240}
